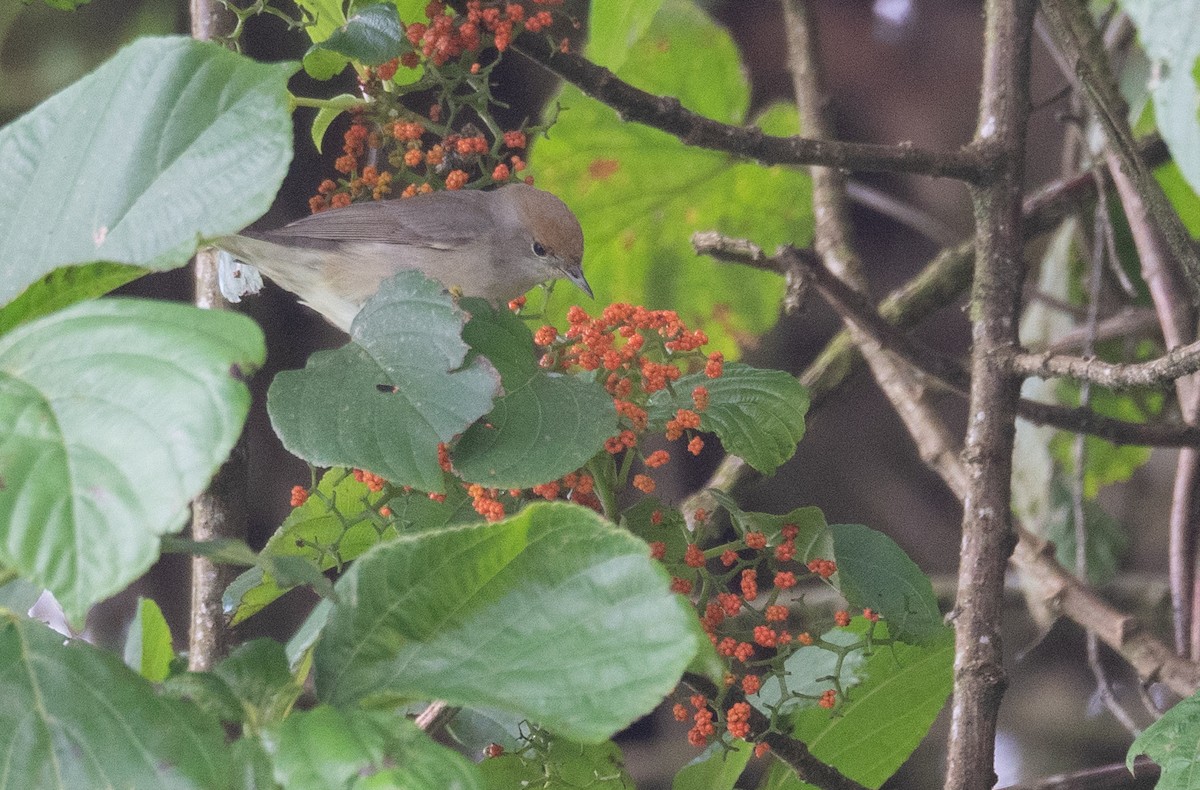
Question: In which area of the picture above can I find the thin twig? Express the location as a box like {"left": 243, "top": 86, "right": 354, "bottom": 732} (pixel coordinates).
{"left": 1039, "top": 0, "right": 1200, "bottom": 299}
{"left": 695, "top": 233, "right": 1200, "bottom": 449}
{"left": 995, "top": 756, "right": 1159, "bottom": 790}
{"left": 1008, "top": 339, "right": 1200, "bottom": 388}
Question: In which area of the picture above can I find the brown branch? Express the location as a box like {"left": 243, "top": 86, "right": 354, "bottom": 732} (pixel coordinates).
{"left": 1008, "top": 339, "right": 1200, "bottom": 389}
{"left": 188, "top": 0, "right": 243, "bottom": 672}
{"left": 1015, "top": 528, "right": 1200, "bottom": 698}
{"left": 947, "top": 1, "right": 1036, "bottom": 787}
{"left": 507, "top": 33, "right": 985, "bottom": 182}
{"left": 1039, "top": 0, "right": 1200, "bottom": 300}
{"left": 694, "top": 232, "right": 1200, "bottom": 449}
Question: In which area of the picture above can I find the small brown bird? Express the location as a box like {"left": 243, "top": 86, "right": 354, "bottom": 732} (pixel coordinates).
{"left": 215, "top": 183, "right": 591, "bottom": 330}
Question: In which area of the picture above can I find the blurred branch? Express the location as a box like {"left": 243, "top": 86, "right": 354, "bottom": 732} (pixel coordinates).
{"left": 996, "top": 756, "right": 1159, "bottom": 790}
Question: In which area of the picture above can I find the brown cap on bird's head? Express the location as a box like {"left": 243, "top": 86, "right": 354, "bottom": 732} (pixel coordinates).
{"left": 501, "top": 183, "right": 591, "bottom": 297}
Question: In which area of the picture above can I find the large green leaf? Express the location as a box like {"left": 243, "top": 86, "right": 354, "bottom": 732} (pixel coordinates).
{"left": 452, "top": 300, "right": 619, "bottom": 488}
{"left": 764, "top": 623, "right": 954, "bottom": 790}
{"left": 532, "top": 0, "right": 812, "bottom": 359}
{"left": 266, "top": 706, "right": 483, "bottom": 790}
{"left": 314, "top": 502, "right": 701, "bottom": 742}
{"left": 646, "top": 363, "right": 809, "bottom": 474}
{"left": 0, "top": 299, "right": 264, "bottom": 623}
{"left": 215, "top": 639, "right": 304, "bottom": 731}
{"left": 267, "top": 271, "right": 500, "bottom": 493}
{"left": 1121, "top": 1, "right": 1200, "bottom": 195}
{"left": 829, "top": 524, "right": 943, "bottom": 644}
{"left": 0, "top": 36, "right": 294, "bottom": 307}
{"left": 0, "top": 612, "right": 229, "bottom": 790}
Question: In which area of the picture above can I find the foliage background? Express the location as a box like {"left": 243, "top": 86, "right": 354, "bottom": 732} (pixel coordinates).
{"left": 0, "top": 0, "right": 1174, "bottom": 786}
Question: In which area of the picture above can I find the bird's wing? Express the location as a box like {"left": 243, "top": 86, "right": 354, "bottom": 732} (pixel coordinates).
{"left": 251, "top": 191, "right": 496, "bottom": 250}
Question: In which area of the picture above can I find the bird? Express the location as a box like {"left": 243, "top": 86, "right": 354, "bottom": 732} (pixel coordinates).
{"left": 213, "top": 183, "right": 591, "bottom": 331}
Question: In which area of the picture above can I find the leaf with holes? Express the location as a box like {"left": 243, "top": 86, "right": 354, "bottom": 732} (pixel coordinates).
{"left": 268, "top": 271, "right": 500, "bottom": 493}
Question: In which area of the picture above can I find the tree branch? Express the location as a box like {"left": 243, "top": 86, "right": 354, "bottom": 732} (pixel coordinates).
{"left": 188, "top": 0, "right": 243, "bottom": 672}
{"left": 507, "top": 31, "right": 986, "bottom": 182}
{"left": 947, "top": 1, "right": 1037, "bottom": 786}
{"left": 1008, "top": 340, "right": 1200, "bottom": 389}
{"left": 694, "top": 232, "right": 1200, "bottom": 449}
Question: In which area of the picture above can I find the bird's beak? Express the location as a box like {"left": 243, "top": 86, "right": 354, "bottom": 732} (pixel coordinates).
{"left": 563, "top": 262, "right": 594, "bottom": 299}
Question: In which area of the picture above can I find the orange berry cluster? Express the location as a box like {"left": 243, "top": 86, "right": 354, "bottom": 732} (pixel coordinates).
{"left": 405, "top": 1, "right": 563, "bottom": 67}
{"left": 534, "top": 304, "right": 723, "bottom": 497}
{"left": 645, "top": 510, "right": 886, "bottom": 749}
{"left": 308, "top": 3, "right": 559, "bottom": 212}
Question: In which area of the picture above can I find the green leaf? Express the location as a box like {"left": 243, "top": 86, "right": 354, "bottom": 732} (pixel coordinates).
{"left": 709, "top": 491, "right": 833, "bottom": 562}
{"left": 1128, "top": 691, "right": 1200, "bottom": 789}
{"left": 480, "top": 737, "right": 631, "bottom": 790}
{"left": 315, "top": 3, "right": 403, "bottom": 65}
{"left": 267, "top": 271, "right": 500, "bottom": 493}
{"left": 1120, "top": 1, "right": 1200, "bottom": 195}
{"left": 267, "top": 706, "right": 483, "bottom": 790}
{"left": 764, "top": 623, "right": 954, "bottom": 790}
{"left": 452, "top": 300, "right": 619, "bottom": 488}
{"left": 309, "top": 93, "right": 367, "bottom": 153}
{"left": 621, "top": 497, "right": 691, "bottom": 561}
{"left": 227, "top": 468, "right": 478, "bottom": 625}
{"left": 830, "top": 523, "right": 942, "bottom": 644}
{"left": 646, "top": 363, "right": 809, "bottom": 474}
{"left": 0, "top": 612, "right": 229, "bottom": 789}
{"left": 123, "top": 597, "right": 174, "bottom": 683}
{"left": 1040, "top": 479, "right": 1130, "bottom": 586}
{"left": 0, "top": 36, "right": 294, "bottom": 307}
{"left": 1158, "top": 161, "right": 1200, "bottom": 238}
{"left": 1049, "top": 384, "right": 1161, "bottom": 498}
{"left": 35, "top": 0, "right": 91, "bottom": 8}
{"left": 0, "top": 299, "right": 264, "bottom": 623}
{"left": 160, "top": 670, "right": 246, "bottom": 725}
{"left": 672, "top": 740, "right": 751, "bottom": 790}
{"left": 587, "top": 0, "right": 665, "bottom": 72}
{"left": 752, "top": 628, "right": 867, "bottom": 716}
{"left": 314, "top": 501, "right": 701, "bottom": 742}
{"left": 0, "top": 262, "right": 144, "bottom": 336}
{"left": 215, "top": 639, "right": 303, "bottom": 731}
{"left": 533, "top": 0, "right": 812, "bottom": 359}
{"left": 295, "top": 0, "right": 347, "bottom": 41}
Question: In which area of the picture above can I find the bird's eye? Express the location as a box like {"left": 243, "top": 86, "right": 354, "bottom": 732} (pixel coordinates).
{"left": 532, "top": 241, "right": 547, "bottom": 257}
